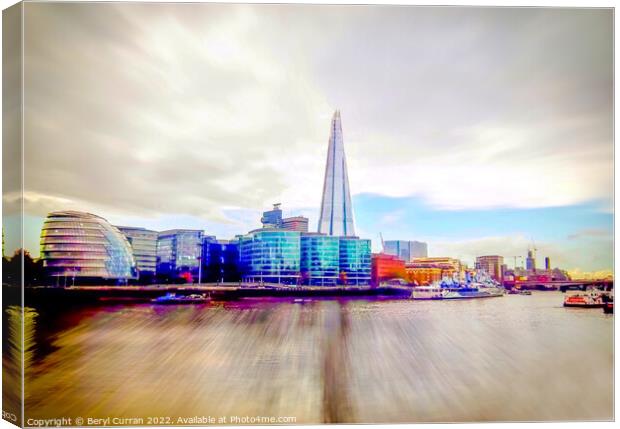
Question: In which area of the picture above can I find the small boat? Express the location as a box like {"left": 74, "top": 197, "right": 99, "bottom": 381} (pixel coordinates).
{"left": 563, "top": 291, "right": 604, "bottom": 308}
{"left": 152, "top": 292, "right": 210, "bottom": 304}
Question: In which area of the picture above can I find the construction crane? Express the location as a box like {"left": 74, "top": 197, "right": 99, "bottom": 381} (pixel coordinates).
{"left": 379, "top": 232, "right": 386, "bottom": 253}
{"left": 509, "top": 256, "right": 523, "bottom": 269}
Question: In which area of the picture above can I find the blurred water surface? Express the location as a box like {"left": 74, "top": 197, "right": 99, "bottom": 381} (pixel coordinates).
{"left": 14, "top": 292, "right": 613, "bottom": 423}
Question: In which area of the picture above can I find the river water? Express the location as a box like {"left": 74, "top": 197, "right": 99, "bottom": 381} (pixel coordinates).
{"left": 6, "top": 292, "right": 614, "bottom": 424}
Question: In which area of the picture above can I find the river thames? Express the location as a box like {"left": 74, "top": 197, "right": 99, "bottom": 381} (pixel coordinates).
{"left": 5, "top": 291, "right": 613, "bottom": 424}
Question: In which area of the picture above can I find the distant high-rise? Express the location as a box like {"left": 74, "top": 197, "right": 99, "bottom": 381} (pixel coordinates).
{"left": 384, "top": 240, "right": 428, "bottom": 261}
{"left": 261, "top": 203, "right": 283, "bottom": 228}
{"left": 261, "top": 203, "right": 309, "bottom": 232}
{"left": 545, "top": 256, "right": 551, "bottom": 270}
{"left": 318, "top": 110, "right": 355, "bottom": 236}
{"left": 475, "top": 255, "right": 504, "bottom": 281}
{"left": 526, "top": 248, "right": 536, "bottom": 272}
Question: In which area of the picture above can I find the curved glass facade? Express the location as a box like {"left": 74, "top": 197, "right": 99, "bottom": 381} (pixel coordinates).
{"left": 300, "top": 234, "right": 339, "bottom": 285}
{"left": 339, "top": 237, "right": 371, "bottom": 285}
{"left": 239, "top": 230, "right": 301, "bottom": 284}
{"left": 40, "top": 211, "right": 137, "bottom": 280}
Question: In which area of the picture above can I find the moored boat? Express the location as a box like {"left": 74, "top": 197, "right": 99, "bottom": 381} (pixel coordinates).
{"left": 152, "top": 292, "right": 211, "bottom": 304}
{"left": 411, "top": 278, "right": 504, "bottom": 301}
{"left": 563, "top": 291, "right": 604, "bottom": 308}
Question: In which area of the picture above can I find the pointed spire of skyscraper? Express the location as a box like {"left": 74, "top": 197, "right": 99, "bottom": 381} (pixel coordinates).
{"left": 318, "top": 110, "right": 355, "bottom": 236}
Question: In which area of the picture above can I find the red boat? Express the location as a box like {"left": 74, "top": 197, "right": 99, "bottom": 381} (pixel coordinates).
{"left": 563, "top": 292, "right": 604, "bottom": 308}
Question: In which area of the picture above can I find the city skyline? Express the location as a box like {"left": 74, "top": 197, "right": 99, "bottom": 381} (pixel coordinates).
{"left": 4, "top": 4, "right": 613, "bottom": 275}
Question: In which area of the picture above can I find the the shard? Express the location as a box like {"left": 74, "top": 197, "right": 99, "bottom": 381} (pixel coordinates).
{"left": 318, "top": 110, "right": 355, "bottom": 236}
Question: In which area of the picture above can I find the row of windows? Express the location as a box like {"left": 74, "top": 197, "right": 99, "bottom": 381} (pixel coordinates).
{"left": 41, "top": 244, "right": 107, "bottom": 252}
{"left": 41, "top": 236, "right": 108, "bottom": 245}
{"left": 41, "top": 229, "right": 104, "bottom": 237}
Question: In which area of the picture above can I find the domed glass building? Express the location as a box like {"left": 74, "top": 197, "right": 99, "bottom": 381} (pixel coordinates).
{"left": 40, "top": 211, "right": 137, "bottom": 281}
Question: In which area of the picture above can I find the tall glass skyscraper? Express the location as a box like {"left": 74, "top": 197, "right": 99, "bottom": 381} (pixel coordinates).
{"left": 318, "top": 110, "right": 355, "bottom": 236}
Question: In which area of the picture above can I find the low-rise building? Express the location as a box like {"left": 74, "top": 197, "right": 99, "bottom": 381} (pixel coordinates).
{"left": 371, "top": 253, "right": 406, "bottom": 285}
{"left": 406, "top": 267, "right": 443, "bottom": 285}
{"left": 406, "top": 257, "right": 464, "bottom": 282}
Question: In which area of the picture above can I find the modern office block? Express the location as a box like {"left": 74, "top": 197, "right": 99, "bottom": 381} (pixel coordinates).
{"left": 116, "top": 226, "right": 158, "bottom": 280}
{"left": 156, "top": 229, "right": 203, "bottom": 282}
{"left": 300, "top": 233, "right": 340, "bottom": 285}
{"left": 384, "top": 240, "right": 428, "bottom": 261}
{"left": 338, "top": 237, "right": 372, "bottom": 285}
{"left": 239, "top": 229, "right": 301, "bottom": 284}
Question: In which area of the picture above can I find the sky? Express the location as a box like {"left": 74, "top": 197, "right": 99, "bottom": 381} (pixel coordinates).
{"left": 3, "top": 3, "right": 613, "bottom": 274}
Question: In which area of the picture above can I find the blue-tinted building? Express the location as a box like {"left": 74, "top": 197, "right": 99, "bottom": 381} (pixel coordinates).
{"left": 239, "top": 229, "right": 371, "bottom": 286}
{"left": 201, "top": 236, "right": 240, "bottom": 283}
{"left": 156, "top": 229, "right": 203, "bottom": 282}
{"left": 300, "top": 234, "right": 340, "bottom": 285}
{"left": 338, "top": 237, "right": 372, "bottom": 285}
{"left": 239, "top": 229, "right": 301, "bottom": 284}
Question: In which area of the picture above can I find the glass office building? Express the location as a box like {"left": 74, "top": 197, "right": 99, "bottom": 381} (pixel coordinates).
{"left": 40, "top": 211, "right": 137, "bottom": 281}
{"left": 384, "top": 240, "right": 428, "bottom": 261}
{"left": 338, "top": 237, "right": 372, "bottom": 285}
{"left": 116, "top": 226, "right": 158, "bottom": 280}
{"left": 239, "top": 230, "right": 301, "bottom": 284}
{"left": 201, "top": 236, "right": 241, "bottom": 283}
{"left": 239, "top": 229, "right": 371, "bottom": 286}
{"left": 156, "top": 229, "right": 203, "bottom": 282}
{"left": 300, "top": 234, "right": 340, "bottom": 285}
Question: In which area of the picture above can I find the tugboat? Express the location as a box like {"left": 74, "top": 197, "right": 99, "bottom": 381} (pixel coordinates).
{"left": 152, "top": 292, "right": 210, "bottom": 304}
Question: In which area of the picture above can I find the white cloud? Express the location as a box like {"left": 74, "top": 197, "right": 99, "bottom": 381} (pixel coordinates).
{"left": 20, "top": 4, "right": 612, "bottom": 225}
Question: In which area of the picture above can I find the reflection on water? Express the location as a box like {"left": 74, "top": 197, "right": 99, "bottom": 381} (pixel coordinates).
{"left": 13, "top": 293, "right": 613, "bottom": 423}
{"left": 3, "top": 305, "right": 38, "bottom": 424}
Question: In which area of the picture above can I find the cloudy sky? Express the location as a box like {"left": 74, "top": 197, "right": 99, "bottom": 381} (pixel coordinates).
{"left": 6, "top": 3, "right": 613, "bottom": 273}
